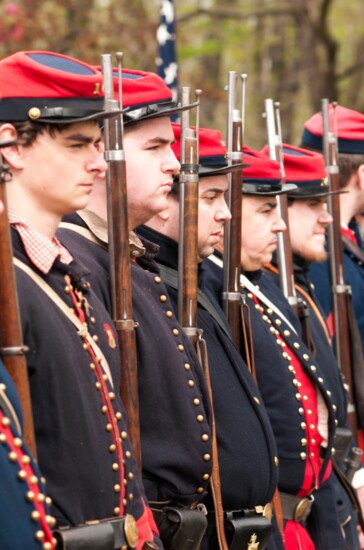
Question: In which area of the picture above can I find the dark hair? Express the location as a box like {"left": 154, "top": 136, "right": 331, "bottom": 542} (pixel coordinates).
{"left": 299, "top": 141, "right": 364, "bottom": 189}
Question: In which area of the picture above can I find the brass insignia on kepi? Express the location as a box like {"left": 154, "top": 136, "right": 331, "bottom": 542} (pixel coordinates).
{"left": 247, "top": 533, "right": 260, "bottom": 550}
{"left": 124, "top": 513, "right": 138, "bottom": 548}
{"left": 28, "top": 107, "right": 41, "bottom": 120}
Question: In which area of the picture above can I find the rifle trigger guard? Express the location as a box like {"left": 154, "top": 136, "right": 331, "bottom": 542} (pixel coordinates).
{"left": 221, "top": 291, "right": 241, "bottom": 302}
{"left": 104, "top": 150, "right": 125, "bottom": 162}
{"left": 0, "top": 345, "right": 29, "bottom": 356}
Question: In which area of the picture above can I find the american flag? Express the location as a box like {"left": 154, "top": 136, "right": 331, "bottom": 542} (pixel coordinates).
{"left": 156, "top": 0, "right": 179, "bottom": 113}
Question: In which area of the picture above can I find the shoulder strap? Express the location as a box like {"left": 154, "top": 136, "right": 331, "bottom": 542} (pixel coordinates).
{"left": 157, "top": 263, "right": 232, "bottom": 341}
{"left": 342, "top": 234, "right": 364, "bottom": 263}
{"left": 13, "top": 258, "right": 114, "bottom": 387}
{"left": 58, "top": 221, "right": 108, "bottom": 250}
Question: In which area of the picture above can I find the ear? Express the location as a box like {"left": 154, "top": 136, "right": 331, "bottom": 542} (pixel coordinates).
{"left": 355, "top": 164, "right": 364, "bottom": 190}
{"left": 0, "top": 124, "right": 25, "bottom": 170}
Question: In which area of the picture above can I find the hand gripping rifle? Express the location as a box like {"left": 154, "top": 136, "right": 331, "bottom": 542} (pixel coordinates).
{"left": 101, "top": 53, "right": 141, "bottom": 470}
{"left": 222, "top": 72, "right": 246, "bottom": 349}
{"left": 0, "top": 145, "right": 36, "bottom": 457}
{"left": 264, "top": 99, "right": 314, "bottom": 352}
{"left": 321, "top": 99, "right": 359, "bottom": 438}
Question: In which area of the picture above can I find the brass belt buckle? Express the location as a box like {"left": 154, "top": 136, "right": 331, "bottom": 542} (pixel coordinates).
{"left": 124, "top": 514, "right": 139, "bottom": 548}
{"left": 294, "top": 496, "right": 312, "bottom": 522}
{"left": 255, "top": 503, "right": 273, "bottom": 522}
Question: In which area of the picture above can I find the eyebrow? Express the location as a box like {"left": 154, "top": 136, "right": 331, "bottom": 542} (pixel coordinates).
{"left": 144, "top": 136, "right": 172, "bottom": 146}
{"left": 64, "top": 133, "right": 101, "bottom": 144}
{"left": 202, "top": 187, "right": 227, "bottom": 194}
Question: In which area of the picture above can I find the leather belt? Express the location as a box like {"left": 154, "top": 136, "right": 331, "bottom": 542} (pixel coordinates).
{"left": 279, "top": 493, "right": 314, "bottom": 522}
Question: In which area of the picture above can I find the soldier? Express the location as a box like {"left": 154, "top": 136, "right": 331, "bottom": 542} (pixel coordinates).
{"left": 262, "top": 143, "right": 362, "bottom": 549}
{"left": 140, "top": 125, "right": 283, "bottom": 550}
{"left": 57, "top": 68, "right": 212, "bottom": 548}
{"left": 301, "top": 106, "right": 364, "bottom": 356}
{"left": 0, "top": 51, "right": 160, "bottom": 549}
{"left": 203, "top": 146, "right": 346, "bottom": 549}
{"left": 0, "top": 190, "right": 56, "bottom": 550}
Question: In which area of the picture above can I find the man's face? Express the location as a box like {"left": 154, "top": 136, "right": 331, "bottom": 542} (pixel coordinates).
{"left": 16, "top": 121, "right": 106, "bottom": 217}
{"left": 124, "top": 116, "right": 180, "bottom": 229}
{"left": 288, "top": 197, "right": 332, "bottom": 262}
{"left": 197, "top": 174, "right": 231, "bottom": 260}
{"left": 240, "top": 195, "right": 286, "bottom": 270}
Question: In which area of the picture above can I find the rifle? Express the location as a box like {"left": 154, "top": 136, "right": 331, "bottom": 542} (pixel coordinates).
{"left": 0, "top": 145, "right": 37, "bottom": 457}
{"left": 321, "top": 99, "right": 358, "bottom": 438}
{"left": 222, "top": 72, "right": 246, "bottom": 349}
{"left": 264, "top": 99, "right": 314, "bottom": 351}
{"left": 177, "top": 86, "right": 201, "bottom": 346}
{"left": 101, "top": 53, "right": 141, "bottom": 469}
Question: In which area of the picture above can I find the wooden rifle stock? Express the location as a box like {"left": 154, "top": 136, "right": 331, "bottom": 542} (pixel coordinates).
{"left": 322, "top": 99, "right": 357, "bottom": 437}
{"left": 101, "top": 54, "right": 141, "bottom": 469}
{"left": 222, "top": 72, "right": 245, "bottom": 349}
{"left": 178, "top": 87, "right": 201, "bottom": 346}
{"left": 0, "top": 148, "right": 37, "bottom": 457}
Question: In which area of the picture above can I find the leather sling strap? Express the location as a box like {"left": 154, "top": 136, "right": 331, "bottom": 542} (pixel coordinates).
{"left": 157, "top": 263, "right": 233, "bottom": 341}
{"left": 240, "top": 297, "right": 284, "bottom": 537}
{"left": 207, "top": 255, "right": 297, "bottom": 335}
{"left": 13, "top": 258, "right": 114, "bottom": 388}
{"left": 342, "top": 234, "right": 364, "bottom": 264}
{"left": 155, "top": 263, "right": 230, "bottom": 548}
{"left": 265, "top": 263, "right": 331, "bottom": 345}
{"left": 195, "top": 337, "right": 229, "bottom": 550}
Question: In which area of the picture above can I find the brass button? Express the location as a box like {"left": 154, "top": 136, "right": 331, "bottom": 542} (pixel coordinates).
{"left": 300, "top": 452, "right": 307, "bottom": 460}
{"left": 35, "top": 530, "right": 45, "bottom": 541}
{"left": 203, "top": 453, "right": 211, "bottom": 462}
{"left": 194, "top": 398, "right": 200, "bottom": 406}
{"left": 201, "top": 434, "right": 209, "bottom": 442}
{"left": 154, "top": 276, "right": 161, "bottom": 284}
{"left": 28, "top": 107, "right": 41, "bottom": 120}
{"left": 165, "top": 310, "right": 173, "bottom": 318}
{"left": 160, "top": 294, "right": 167, "bottom": 303}
{"left": 196, "top": 415, "right": 204, "bottom": 423}
{"left": 184, "top": 363, "right": 191, "bottom": 371}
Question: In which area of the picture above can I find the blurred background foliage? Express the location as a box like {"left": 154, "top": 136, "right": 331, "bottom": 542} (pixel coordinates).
{"left": 1, "top": 0, "right": 363, "bottom": 148}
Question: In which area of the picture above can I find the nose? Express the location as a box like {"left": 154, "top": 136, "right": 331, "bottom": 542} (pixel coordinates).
{"left": 162, "top": 146, "right": 181, "bottom": 175}
{"left": 272, "top": 211, "right": 287, "bottom": 232}
{"left": 88, "top": 148, "right": 108, "bottom": 175}
{"left": 216, "top": 198, "right": 232, "bottom": 222}
{"left": 319, "top": 205, "right": 333, "bottom": 225}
